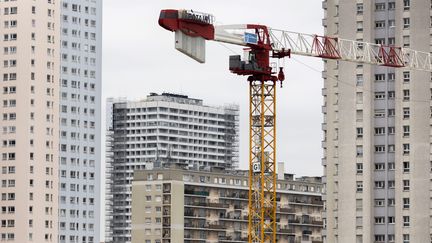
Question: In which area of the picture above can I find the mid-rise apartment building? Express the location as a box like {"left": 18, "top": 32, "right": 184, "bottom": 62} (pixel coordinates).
{"left": 105, "top": 93, "right": 239, "bottom": 243}
{"left": 59, "top": 1, "right": 102, "bottom": 243}
{"left": 322, "top": 1, "right": 431, "bottom": 242}
{"left": 0, "top": 1, "right": 102, "bottom": 242}
{"left": 131, "top": 168, "right": 324, "bottom": 243}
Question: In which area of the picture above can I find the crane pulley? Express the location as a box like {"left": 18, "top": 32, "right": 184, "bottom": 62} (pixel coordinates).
{"left": 158, "top": 8, "right": 432, "bottom": 243}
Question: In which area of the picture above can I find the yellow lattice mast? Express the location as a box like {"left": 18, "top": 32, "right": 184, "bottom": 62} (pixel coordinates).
{"left": 248, "top": 81, "right": 277, "bottom": 243}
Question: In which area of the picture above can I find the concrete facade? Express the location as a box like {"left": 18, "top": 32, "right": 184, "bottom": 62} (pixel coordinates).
{"left": 131, "top": 168, "right": 324, "bottom": 243}
{"left": 0, "top": 1, "right": 60, "bottom": 242}
{"left": 322, "top": 1, "right": 432, "bottom": 242}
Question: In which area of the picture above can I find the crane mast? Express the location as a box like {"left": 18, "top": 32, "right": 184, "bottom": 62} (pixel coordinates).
{"left": 158, "top": 9, "right": 432, "bottom": 243}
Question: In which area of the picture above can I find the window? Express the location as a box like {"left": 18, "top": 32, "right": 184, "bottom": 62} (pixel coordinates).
{"left": 403, "top": 107, "right": 410, "bottom": 119}
{"left": 375, "top": 127, "right": 385, "bottom": 135}
{"left": 375, "top": 145, "right": 385, "bottom": 153}
{"left": 374, "top": 109, "right": 385, "bottom": 118}
{"left": 356, "top": 127, "right": 363, "bottom": 138}
{"left": 375, "top": 199, "right": 385, "bottom": 207}
{"left": 374, "top": 92, "right": 385, "bottom": 99}
{"left": 403, "top": 126, "right": 410, "bottom": 137}
{"left": 388, "top": 162, "right": 395, "bottom": 170}
{"left": 403, "top": 71, "right": 410, "bottom": 82}
{"left": 403, "top": 36, "right": 410, "bottom": 47}
{"left": 374, "top": 217, "right": 385, "bottom": 224}
{"left": 145, "top": 217, "right": 151, "bottom": 225}
{"left": 388, "top": 109, "right": 395, "bottom": 117}
{"left": 403, "top": 161, "right": 410, "bottom": 172}
{"left": 403, "top": 198, "right": 410, "bottom": 209}
{"left": 356, "top": 3, "right": 363, "bottom": 14}
{"left": 387, "top": 91, "right": 394, "bottom": 99}
{"left": 388, "top": 2, "right": 395, "bottom": 10}
{"left": 403, "top": 0, "right": 410, "bottom": 10}
{"left": 356, "top": 181, "right": 363, "bottom": 192}
{"left": 375, "top": 74, "right": 385, "bottom": 81}
{"left": 403, "top": 143, "right": 410, "bottom": 155}
{"left": 356, "top": 163, "right": 363, "bottom": 174}
{"left": 375, "top": 21, "right": 385, "bottom": 28}
{"left": 388, "top": 180, "right": 395, "bottom": 188}
{"left": 388, "top": 198, "right": 395, "bottom": 206}
{"left": 145, "top": 206, "right": 151, "bottom": 213}
{"left": 403, "top": 18, "right": 410, "bottom": 28}
{"left": 356, "top": 92, "right": 363, "bottom": 104}
{"left": 388, "top": 216, "right": 395, "bottom": 224}
{"left": 375, "top": 235, "right": 385, "bottom": 242}
{"left": 356, "top": 21, "right": 363, "bottom": 32}
{"left": 375, "top": 181, "right": 385, "bottom": 189}
{"left": 403, "top": 234, "right": 409, "bottom": 243}
{"left": 403, "top": 180, "right": 410, "bottom": 191}
{"left": 356, "top": 74, "right": 364, "bottom": 86}
{"left": 403, "top": 89, "right": 410, "bottom": 101}
{"left": 375, "top": 163, "right": 385, "bottom": 171}
{"left": 375, "top": 3, "right": 386, "bottom": 11}
{"left": 356, "top": 145, "right": 363, "bottom": 157}
{"left": 403, "top": 216, "right": 410, "bottom": 227}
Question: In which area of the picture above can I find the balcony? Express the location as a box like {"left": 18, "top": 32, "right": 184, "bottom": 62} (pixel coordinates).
{"left": 184, "top": 189, "right": 209, "bottom": 197}
{"left": 279, "top": 207, "right": 295, "bottom": 214}
{"left": 278, "top": 228, "right": 295, "bottom": 235}
{"left": 184, "top": 222, "right": 227, "bottom": 231}
{"left": 185, "top": 201, "right": 229, "bottom": 209}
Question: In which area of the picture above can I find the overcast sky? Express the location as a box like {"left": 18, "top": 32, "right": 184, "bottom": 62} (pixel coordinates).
{"left": 102, "top": 0, "right": 325, "bottom": 176}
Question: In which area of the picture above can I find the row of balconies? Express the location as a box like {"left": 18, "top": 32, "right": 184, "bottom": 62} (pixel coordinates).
{"left": 185, "top": 201, "right": 230, "bottom": 209}
{"left": 288, "top": 217, "right": 323, "bottom": 226}
{"left": 184, "top": 222, "right": 227, "bottom": 230}
{"left": 184, "top": 189, "right": 210, "bottom": 196}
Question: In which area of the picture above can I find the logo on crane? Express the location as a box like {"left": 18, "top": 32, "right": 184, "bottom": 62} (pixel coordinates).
{"left": 180, "top": 10, "right": 214, "bottom": 25}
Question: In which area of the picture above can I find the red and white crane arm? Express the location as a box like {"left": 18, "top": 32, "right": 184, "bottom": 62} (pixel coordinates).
{"left": 159, "top": 9, "right": 432, "bottom": 72}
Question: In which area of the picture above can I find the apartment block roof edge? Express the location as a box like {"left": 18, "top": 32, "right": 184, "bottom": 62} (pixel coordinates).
{"left": 106, "top": 92, "right": 239, "bottom": 111}
{"left": 140, "top": 161, "right": 322, "bottom": 184}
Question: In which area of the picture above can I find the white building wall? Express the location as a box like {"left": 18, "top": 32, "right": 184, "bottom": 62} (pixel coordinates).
{"left": 322, "top": 1, "right": 432, "bottom": 243}
{"left": 59, "top": 0, "right": 102, "bottom": 242}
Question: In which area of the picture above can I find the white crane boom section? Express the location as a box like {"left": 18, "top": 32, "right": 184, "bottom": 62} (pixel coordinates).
{"left": 213, "top": 25, "right": 432, "bottom": 72}
{"left": 269, "top": 29, "right": 432, "bottom": 72}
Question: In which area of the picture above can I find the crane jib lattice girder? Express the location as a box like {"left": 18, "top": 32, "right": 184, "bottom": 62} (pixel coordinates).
{"left": 268, "top": 29, "right": 432, "bottom": 71}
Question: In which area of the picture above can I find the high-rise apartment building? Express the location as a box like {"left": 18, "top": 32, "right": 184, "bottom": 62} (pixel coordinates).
{"left": 105, "top": 93, "right": 239, "bottom": 243}
{"left": 131, "top": 168, "right": 324, "bottom": 243}
{"left": 59, "top": 1, "right": 102, "bottom": 243}
{"left": 322, "top": 1, "right": 431, "bottom": 242}
{"left": 0, "top": 1, "right": 60, "bottom": 242}
{"left": 0, "top": 1, "right": 102, "bottom": 243}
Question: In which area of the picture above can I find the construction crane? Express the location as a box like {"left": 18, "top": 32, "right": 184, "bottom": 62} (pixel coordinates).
{"left": 158, "top": 9, "right": 432, "bottom": 243}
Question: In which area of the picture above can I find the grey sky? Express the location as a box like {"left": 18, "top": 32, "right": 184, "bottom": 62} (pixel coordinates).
{"left": 102, "top": 0, "right": 325, "bottom": 176}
